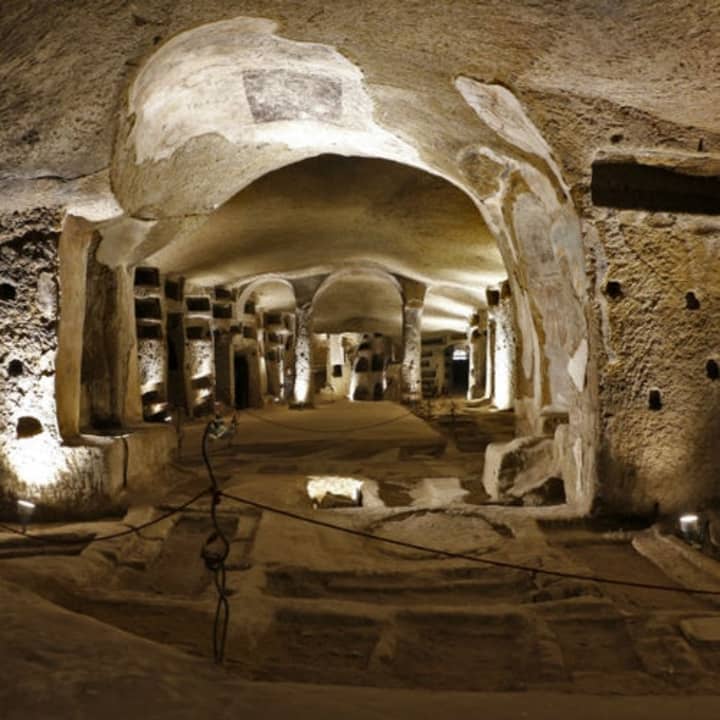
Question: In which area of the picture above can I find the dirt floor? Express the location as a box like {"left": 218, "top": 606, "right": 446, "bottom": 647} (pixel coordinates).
{"left": 3, "top": 401, "right": 720, "bottom": 718}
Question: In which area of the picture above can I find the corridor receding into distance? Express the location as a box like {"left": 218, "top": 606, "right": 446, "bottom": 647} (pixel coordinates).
{"left": 2, "top": 3, "right": 720, "bottom": 718}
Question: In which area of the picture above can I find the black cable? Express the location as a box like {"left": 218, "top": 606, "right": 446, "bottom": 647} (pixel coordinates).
{"left": 200, "top": 419, "right": 231, "bottom": 664}
{"left": 240, "top": 408, "right": 416, "bottom": 434}
{"left": 219, "top": 490, "right": 720, "bottom": 597}
{"left": 121, "top": 436, "right": 130, "bottom": 490}
{"left": 0, "top": 487, "right": 211, "bottom": 546}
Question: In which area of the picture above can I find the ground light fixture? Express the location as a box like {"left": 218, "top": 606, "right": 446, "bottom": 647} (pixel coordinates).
{"left": 307, "top": 476, "right": 364, "bottom": 508}
{"left": 679, "top": 512, "right": 703, "bottom": 545}
{"left": 17, "top": 499, "right": 35, "bottom": 532}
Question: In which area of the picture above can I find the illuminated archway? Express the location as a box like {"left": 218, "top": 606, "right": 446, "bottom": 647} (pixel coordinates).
{"left": 100, "top": 17, "right": 592, "bottom": 507}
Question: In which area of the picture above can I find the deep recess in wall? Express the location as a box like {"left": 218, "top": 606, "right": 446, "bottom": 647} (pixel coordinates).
{"left": 0, "top": 282, "right": 16, "bottom": 300}
{"left": 16, "top": 416, "right": 43, "bottom": 438}
{"left": 164, "top": 279, "right": 182, "bottom": 301}
{"left": 135, "top": 297, "right": 162, "bottom": 320}
{"left": 134, "top": 266, "right": 160, "bottom": 286}
{"left": 706, "top": 359, "right": 719, "bottom": 380}
{"left": 592, "top": 159, "right": 720, "bottom": 214}
{"left": 186, "top": 296, "right": 211, "bottom": 313}
{"left": 604, "top": 281, "right": 623, "bottom": 300}
{"left": 648, "top": 389, "right": 663, "bottom": 411}
{"left": 137, "top": 324, "right": 163, "bottom": 340}
{"left": 685, "top": 291, "right": 700, "bottom": 310}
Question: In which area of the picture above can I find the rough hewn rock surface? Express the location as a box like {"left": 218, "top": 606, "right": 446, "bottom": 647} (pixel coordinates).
{"left": 2, "top": 1, "right": 720, "bottom": 513}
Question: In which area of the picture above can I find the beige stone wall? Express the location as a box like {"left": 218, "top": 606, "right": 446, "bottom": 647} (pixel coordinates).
{"left": 589, "top": 210, "right": 720, "bottom": 514}
{"left": 0, "top": 211, "right": 112, "bottom": 517}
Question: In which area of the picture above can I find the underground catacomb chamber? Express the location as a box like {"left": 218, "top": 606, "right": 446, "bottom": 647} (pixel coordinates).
{"left": 3, "top": 8, "right": 720, "bottom": 715}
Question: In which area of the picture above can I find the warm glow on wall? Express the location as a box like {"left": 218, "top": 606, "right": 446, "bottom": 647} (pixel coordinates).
{"left": 7, "top": 433, "right": 62, "bottom": 489}
{"left": 493, "top": 318, "right": 513, "bottom": 410}
{"left": 293, "top": 374, "right": 311, "bottom": 405}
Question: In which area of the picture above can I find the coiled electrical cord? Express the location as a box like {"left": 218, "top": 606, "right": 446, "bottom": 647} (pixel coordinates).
{"left": 200, "top": 418, "right": 232, "bottom": 663}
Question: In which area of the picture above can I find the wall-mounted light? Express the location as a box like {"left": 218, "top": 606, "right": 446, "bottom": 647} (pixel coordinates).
{"left": 17, "top": 499, "right": 35, "bottom": 532}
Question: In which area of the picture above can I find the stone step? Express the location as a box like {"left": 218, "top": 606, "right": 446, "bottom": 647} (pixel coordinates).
{"left": 264, "top": 564, "right": 537, "bottom": 604}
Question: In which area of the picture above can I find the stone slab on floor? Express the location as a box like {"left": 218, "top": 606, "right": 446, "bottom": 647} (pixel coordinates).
{"left": 681, "top": 617, "right": 720, "bottom": 645}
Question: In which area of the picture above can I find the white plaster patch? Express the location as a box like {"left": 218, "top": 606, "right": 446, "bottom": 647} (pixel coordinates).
{"left": 573, "top": 437, "right": 583, "bottom": 497}
{"left": 567, "top": 338, "right": 588, "bottom": 392}
{"left": 410, "top": 477, "right": 468, "bottom": 507}
{"left": 67, "top": 193, "right": 124, "bottom": 224}
{"left": 455, "top": 77, "right": 568, "bottom": 194}
{"left": 550, "top": 210, "right": 588, "bottom": 297}
{"left": 36, "top": 273, "right": 57, "bottom": 319}
{"left": 97, "top": 216, "right": 158, "bottom": 268}
{"left": 127, "top": 18, "right": 421, "bottom": 169}
{"left": 516, "top": 289, "right": 535, "bottom": 381}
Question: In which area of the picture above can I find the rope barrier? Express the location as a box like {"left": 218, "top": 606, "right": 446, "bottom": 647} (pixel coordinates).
{"left": 5, "top": 427, "right": 720, "bottom": 670}
{"left": 0, "top": 487, "right": 211, "bottom": 545}
{"left": 219, "top": 489, "right": 720, "bottom": 597}
{"left": 121, "top": 436, "right": 130, "bottom": 490}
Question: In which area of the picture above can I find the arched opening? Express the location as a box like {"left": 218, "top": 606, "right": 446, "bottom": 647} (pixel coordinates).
{"left": 313, "top": 267, "right": 405, "bottom": 403}
{"left": 446, "top": 344, "right": 470, "bottom": 397}
{"left": 8, "top": 5, "right": 720, "bottom": 705}
{"left": 421, "top": 286, "right": 489, "bottom": 401}
{"left": 234, "top": 278, "right": 296, "bottom": 405}
{"left": 53, "top": 17, "right": 593, "bottom": 517}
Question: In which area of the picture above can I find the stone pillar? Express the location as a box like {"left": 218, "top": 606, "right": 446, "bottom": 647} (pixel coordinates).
{"left": 401, "top": 299, "right": 424, "bottom": 403}
{"left": 489, "top": 282, "right": 516, "bottom": 410}
{"left": 326, "top": 333, "right": 347, "bottom": 397}
{"left": 213, "top": 332, "right": 232, "bottom": 407}
{"left": 291, "top": 304, "right": 314, "bottom": 407}
{"left": 79, "top": 249, "right": 142, "bottom": 429}
{"left": 116, "top": 266, "right": 144, "bottom": 425}
{"left": 467, "top": 310, "right": 487, "bottom": 400}
{"left": 485, "top": 319, "right": 495, "bottom": 401}
{"left": 57, "top": 217, "right": 94, "bottom": 438}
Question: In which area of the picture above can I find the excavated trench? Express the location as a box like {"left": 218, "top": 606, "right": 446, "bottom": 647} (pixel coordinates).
{"left": 3, "top": 412, "right": 720, "bottom": 694}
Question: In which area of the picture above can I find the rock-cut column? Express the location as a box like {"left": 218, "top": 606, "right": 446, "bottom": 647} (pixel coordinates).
{"left": 401, "top": 299, "right": 424, "bottom": 403}
{"left": 489, "top": 282, "right": 516, "bottom": 410}
{"left": 291, "top": 304, "right": 314, "bottom": 407}
{"left": 467, "top": 310, "right": 487, "bottom": 400}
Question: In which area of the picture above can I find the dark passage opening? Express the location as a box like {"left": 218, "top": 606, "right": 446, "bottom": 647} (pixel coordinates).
{"left": 446, "top": 345, "right": 469, "bottom": 396}
{"left": 135, "top": 297, "right": 162, "bottom": 320}
{"left": 134, "top": 267, "right": 160, "bottom": 287}
{"left": 592, "top": 159, "right": 720, "bottom": 214}
{"left": 186, "top": 296, "right": 211, "bottom": 313}
{"left": 0, "top": 283, "right": 17, "bottom": 301}
{"left": 648, "top": 389, "right": 662, "bottom": 411}
{"left": 605, "top": 281, "right": 623, "bottom": 300}
{"left": 166, "top": 313, "right": 186, "bottom": 410}
{"left": 706, "top": 359, "right": 719, "bottom": 380}
{"left": 234, "top": 354, "right": 250, "bottom": 410}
